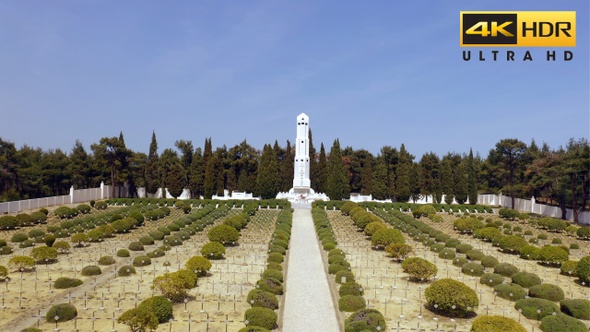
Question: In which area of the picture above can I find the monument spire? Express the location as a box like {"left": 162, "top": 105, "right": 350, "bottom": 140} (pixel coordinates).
{"left": 293, "top": 113, "right": 311, "bottom": 191}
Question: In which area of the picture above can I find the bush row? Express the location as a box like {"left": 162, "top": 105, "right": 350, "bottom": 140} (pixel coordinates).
{"left": 242, "top": 206, "right": 292, "bottom": 331}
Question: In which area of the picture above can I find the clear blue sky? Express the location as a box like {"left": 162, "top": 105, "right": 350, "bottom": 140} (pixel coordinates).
{"left": 1, "top": 1, "right": 588, "bottom": 158}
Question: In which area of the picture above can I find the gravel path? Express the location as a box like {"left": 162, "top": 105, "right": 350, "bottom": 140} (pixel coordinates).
{"left": 282, "top": 208, "right": 340, "bottom": 332}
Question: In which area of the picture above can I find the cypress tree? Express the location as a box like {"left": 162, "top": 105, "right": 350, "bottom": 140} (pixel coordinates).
{"left": 326, "top": 139, "right": 348, "bottom": 200}
{"left": 361, "top": 154, "right": 373, "bottom": 195}
{"left": 441, "top": 156, "right": 454, "bottom": 204}
{"left": 188, "top": 148, "right": 203, "bottom": 198}
{"left": 467, "top": 148, "right": 479, "bottom": 204}
{"left": 410, "top": 162, "right": 421, "bottom": 202}
{"left": 454, "top": 159, "right": 468, "bottom": 204}
{"left": 394, "top": 144, "right": 412, "bottom": 202}
{"left": 281, "top": 140, "right": 294, "bottom": 192}
{"left": 372, "top": 157, "right": 389, "bottom": 200}
{"left": 203, "top": 155, "right": 215, "bottom": 199}
{"left": 145, "top": 131, "right": 159, "bottom": 195}
{"left": 167, "top": 161, "right": 185, "bottom": 198}
{"left": 309, "top": 129, "right": 318, "bottom": 189}
{"left": 317, "top": 143, "right": 328, "bottom": 193}
{"left": 256, "top": 144, "right": 280, "bottom": 199}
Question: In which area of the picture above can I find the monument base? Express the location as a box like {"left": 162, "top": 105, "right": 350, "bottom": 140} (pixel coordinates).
{"left": 276, "top": 187, "right": 330, "bottom": 206}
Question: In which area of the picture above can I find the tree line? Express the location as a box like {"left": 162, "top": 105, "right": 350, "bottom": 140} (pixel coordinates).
{"left": 0, "top": 133, "right": 587, "bottom": 221}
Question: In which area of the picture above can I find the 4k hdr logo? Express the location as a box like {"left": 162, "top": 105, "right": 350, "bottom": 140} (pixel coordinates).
{"left": 460, "top": 11, "right": 576, "bottom": 47}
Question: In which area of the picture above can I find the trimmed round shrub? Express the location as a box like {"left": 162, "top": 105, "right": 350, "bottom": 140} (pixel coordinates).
{"left": 512, "top": 272, "right": 542, "bottom": 288}
{"left": 208, "top": 225, "right": 240, "bottom": 245}
{"left": 147, "top": 249, "right": 165, "bottom": 258}
{"left": 244, "top": 307, "right": 277, "bottom": 330}
{"left": 54, "top": 277, "right": 83, "bottom": 289}
{"left": 339, "top": 282, "right": 364, "bottom": 297}
{"left": 540, "top": 313, "right": 589, "bottom": 332}
{"left": 574, "top": 255, "right": 590, "bottom": 284}
{"left": 118, "top": 265, "right": 136, "bottom": 276}
{"left": 185, "top": 256, "right": 212, "bottom": 276}
{"left": 453, "top": 257, "right": 469, "bottom": 267}
{"left": 438, "top": 248, "right": 456, "bottom": 259}
{"left": 335, "top": 270, "right": 355, "bottom": 284}
{"left": 385, "top": 243, "right": 414, "bottom": 261}
{"left": 46, "top": 303, "right": 77, "bottom": 322}
{"left": 116, "top": 249, "right": 130, "bottom": 257}
{"left": 364, "top": 221, "right": 385, "bottom": 236}
{"left": 480, "top": 273, "right": 504, "bottom": 287}
{"left": 201, "top": 242, "right": 226, "bottom": 259}
{"left": 402, "top": 257, "right": 438, "bottom": 281}
{"left": 570, "top": 243, "right": 580, "bottom": 250}
{"left": 455, "top": 243, "right": 473, "bottom": 254}
{"left": 499, "top": 235, "right": 528, "bottom": 253}
{"left": 494, "top": 263, "right": 519, "bottom": 277}
{"left": 138, "top": 296, "right": 173, "bottom": 324}
{"left": 256, "top": 278, "right": 283, "bottom": 295}
{"left": 561, "top": 260, "right": 578, "bottom": 276}
{"left": 462, "top": 263, "right": 485, "bottom": 276}
{"left": 98, "top": 256, "right": 115, "bottom": 265}
{"left": 370, "top": 228, "right": 405, "bottom": 249}
{"left": 267, "top": 252, "right": 283, "bottom": 263}
{"left": 344, "top": 308, "right": 386, "bottom": 332}
{"left": 430, "top": 243, "right": 445, "bottom": 253}
{"left": 576, "top": 226, "right": 590, "bottom": 239}
{"left": 128, "top": 241, "right": 144, "bottom": 251}
{"left": 529, "top": 284, "right": 565, "bottom": 302}
{"left": 474, "top": 227, "right": 504, "bottom": 243}
{"left": 494, "top": 283, "right": 527, "bottom": 301}
{"left": 514, "top": 298, "right": 559, "bottom": 320}
{"left": 329, "top": 261, "right": 351, "bottom": 275}
{"left": 238, "top": 327, "right": 270, "bottom": 332}
{"left": 480, "top": 255, "right": 500, "bottom": 268}
{"left": 139, "top": 236, "right": 155, "bottom": 246}
{"left": 560, "top": 299, "right": 590, "bottom": 320}
{"left": 445, "top": 238, "right": 461, "bottom": 248}
{"left": 520, "top": 245, "right": 540, "bottom": 260}
{"left": 538, "top": 246, "right": 569, "bottom": 266}
{"left": 262, "top": 269, "right": 283, "bottom": 283}
{"left": 247, "top": 289, "right": 278, "bottom": 309}
{"left": 266, "top": 262, "right": 282, "bottom": 271}
{"left": 470, "top": 315, "right": 527, "bottom": 332}
{"left": 149, "top": 231, "right": 165, "bottom": 241}
{"left": 81, "top": 265, "right": 102, "bottom": 276}
{"left": 11, "top": 233, "right": 28, "bottom": 243}
{"left": 132, "top": 256, "right": 152, "bottom": 267}
{"left": 339, "top": 295, "right": 366, "bottom": 312}
{"left": 466, "top": 249, "right": 484, "bottom": 261}
{"left": 425, "top": 278, "right": 478, "bottom": 317}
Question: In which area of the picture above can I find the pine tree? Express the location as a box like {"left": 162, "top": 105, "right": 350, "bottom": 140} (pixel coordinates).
{"left": 394, "top": 144, "right": 412, "bottom": 202}
{"left": 467, "top": 149, "right": 478, "bottom": 204}
{"left": 317, "top": 143, "right": 328, "bottom": 193}
{"left": 145, "top": 131, "right": 159, "bottom": 194}
{"left": 325, "top": 139, "right": 348, "bottom": 200}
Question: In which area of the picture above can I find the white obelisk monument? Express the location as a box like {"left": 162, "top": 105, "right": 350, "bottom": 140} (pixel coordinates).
{"left": 293, "top": 113, "right": 311, "bottom": 192}
{"left": 276, "top": 113, "right": 329, "bottom": 204}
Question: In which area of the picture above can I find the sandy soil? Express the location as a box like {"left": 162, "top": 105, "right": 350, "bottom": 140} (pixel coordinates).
{"left": 0, "top": 208, "right": 280, "bottom": 332}
{"left": 325, "top": 210, "right": 590, "bottom": 332}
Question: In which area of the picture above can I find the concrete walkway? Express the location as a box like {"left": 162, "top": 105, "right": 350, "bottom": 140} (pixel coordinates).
{"left": 282, "top": 208, "right": 340, "bottom": 332}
